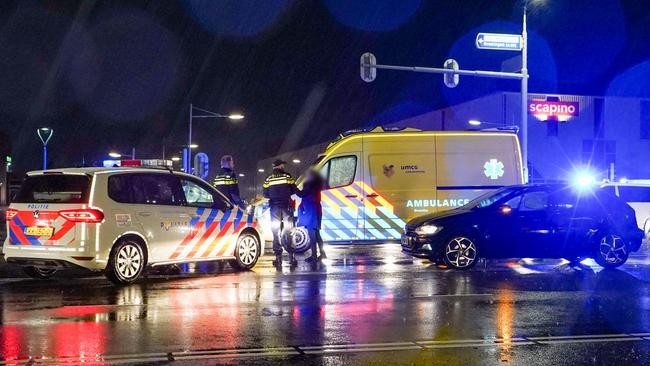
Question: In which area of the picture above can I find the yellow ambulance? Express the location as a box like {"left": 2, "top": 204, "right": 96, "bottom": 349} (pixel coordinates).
{"left": 308, "top": 127, "right": 524, "bottom": 242}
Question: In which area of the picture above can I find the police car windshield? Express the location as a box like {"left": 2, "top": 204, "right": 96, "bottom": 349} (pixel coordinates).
{"left": 463, "top": 187, "right": 520, "bottom": 209}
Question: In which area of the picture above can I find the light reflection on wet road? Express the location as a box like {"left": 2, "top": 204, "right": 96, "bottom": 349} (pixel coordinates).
{"left": 2, "top": 244, "right": 650, "bottom": 365}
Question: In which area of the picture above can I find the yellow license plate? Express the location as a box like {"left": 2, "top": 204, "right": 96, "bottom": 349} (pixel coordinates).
{"left": 25, "top": 227, "right": 54, "bottom": 237}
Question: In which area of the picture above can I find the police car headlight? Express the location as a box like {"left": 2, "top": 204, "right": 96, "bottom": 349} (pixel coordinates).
{"left": 415, "top": 224, "right": 442, "bottom": 236}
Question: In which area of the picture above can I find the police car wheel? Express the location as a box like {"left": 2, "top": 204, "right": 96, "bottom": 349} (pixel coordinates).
{"left": 291, "top": 227, "right": 311, "bottom": 254}
{"left": 232, "top": 233, "right": 260, "bottom": 270}
{"left": 106, "top": 240, "right": 145, "bottom": 285}
{"left": 23, "top": 266, "right": 57, "bottom": 279}
{"left": 442, "top": 236, "right": 478, "bottom": 270}
{"left": 595, "top": 233, "right": 628, "bottom": 269}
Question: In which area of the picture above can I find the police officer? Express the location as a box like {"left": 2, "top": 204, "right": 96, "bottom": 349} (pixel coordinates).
{"left": 212, "top": 155, "right": 243, "bottom": 207}
{"left": 263, "top": 159, "right": 297, "bottom": 267}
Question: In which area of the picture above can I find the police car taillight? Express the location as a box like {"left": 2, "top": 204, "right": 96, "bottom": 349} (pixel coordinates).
{"left": 59, "top": 209, "right": 105, "bottom": 223}
{"left": 5, "top": 208, "right": 18, "bottom": 221}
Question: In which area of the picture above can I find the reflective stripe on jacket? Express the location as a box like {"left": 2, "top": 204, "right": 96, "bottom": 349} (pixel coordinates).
{"left": 263, "top": 169, "right": 296, "bottom": 208}
{"left": 212, "top": 168, "right": 243, "bottom": 206}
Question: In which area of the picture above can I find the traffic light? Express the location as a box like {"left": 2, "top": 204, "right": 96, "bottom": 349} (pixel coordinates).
{"left": 443, "top": 59, "right": 459, "bottom": 88}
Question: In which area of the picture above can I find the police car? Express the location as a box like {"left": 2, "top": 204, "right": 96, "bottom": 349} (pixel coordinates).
{"left": 2, "top": 166, "right": 262, "bottom": 284}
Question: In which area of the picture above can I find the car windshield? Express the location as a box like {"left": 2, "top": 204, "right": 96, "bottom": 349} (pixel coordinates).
{"left": 462, "top": 186, "right": 521, "bottom": 209}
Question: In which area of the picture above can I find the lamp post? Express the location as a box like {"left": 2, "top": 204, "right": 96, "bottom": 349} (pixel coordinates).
{"left": 37, "top": 127, "right": 53, "bottom": 170}
{"left": 185, "top": 104, "right": 244, "bottom": 174}
{"left": 521, "top": 1, "right": 530, "bottom": 183}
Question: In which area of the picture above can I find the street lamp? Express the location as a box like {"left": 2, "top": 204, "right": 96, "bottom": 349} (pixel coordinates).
{"left": 36, "top": 127, "right": 53, "bottom": 170}
{"left": 186, "top": 104, "right": 244, "bottom": 174}
{"left": 520, "top": 0, "right": 547, "bottom": 182}
{"left": 107, "top": 149, "right": 136, "bottom": 160}
{"left": 468, "top": 119, "right": 503, "bottom": 127}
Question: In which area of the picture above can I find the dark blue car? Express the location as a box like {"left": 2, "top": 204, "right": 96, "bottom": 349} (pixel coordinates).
{"left": 402, "top": 184, "right": 644, "bottom": 269}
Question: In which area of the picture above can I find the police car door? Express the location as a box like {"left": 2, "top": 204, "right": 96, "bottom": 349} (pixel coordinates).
{"left": 174, "top": 177, "right": 237, "bottom": 260}
{"left": 128, "top": 173, "right": 188, "bottom": 262}
{"left": 319, "top": 155, "right": 363, "bottom": 241}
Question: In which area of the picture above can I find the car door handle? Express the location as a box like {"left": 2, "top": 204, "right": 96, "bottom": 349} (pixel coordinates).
{"left": 137, "top": 212, "right": 152, "bottom": 217}
{"left": 345, "top": 194, "right": 359, "bottom": 198}
{"left": 366, "top": 193, "right": 379, "bottom": 198}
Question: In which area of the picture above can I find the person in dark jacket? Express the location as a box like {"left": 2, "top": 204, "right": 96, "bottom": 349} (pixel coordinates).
{"left": 297, "top": 168, "right": 326, "bottom": 264}
{"left": 263, "top": 159, "right": 297, "bottom": 266}
{"left": 212, "top": 155, "right": 243, "bottom": 207}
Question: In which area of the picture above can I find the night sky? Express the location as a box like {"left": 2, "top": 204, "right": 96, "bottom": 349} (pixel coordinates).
{"left": 0, "top": 0, "right": 649, "bottom": 175}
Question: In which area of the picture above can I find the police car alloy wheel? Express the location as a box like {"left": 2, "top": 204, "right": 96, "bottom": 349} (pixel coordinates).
{"left": 291, "top": 227, "right": 310, "bottom": 254}
{"left": 443, "top": 236, "right": 478, "bottom": 270}
{"left": 595, "top": 233, "right": 628, "bottom": 269}
{"left": 23, "top": 266, "right": 57, "bottom": 279}
{"left": 106, "top": 240, "right": 145, "bottom": 285}
{"left": 232, "top": 233, "right": 260, "bottom": 270}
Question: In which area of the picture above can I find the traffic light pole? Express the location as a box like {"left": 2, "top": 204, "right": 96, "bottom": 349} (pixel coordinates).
{"left": 364, "top": 63, "right": 524, "bottom": 80}
{"left": 361, "top": 14, "right": 530, "bottom": 182}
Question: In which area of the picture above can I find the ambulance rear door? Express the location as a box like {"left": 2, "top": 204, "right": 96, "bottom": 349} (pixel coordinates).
{"left": 435, "top": 133, "right": 523, "bottom": 208}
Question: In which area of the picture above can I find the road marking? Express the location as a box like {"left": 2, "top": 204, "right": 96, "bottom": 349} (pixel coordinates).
{"left": 2, "top": 333, "right": 649, "bottom": 365}
{"left": 410, "top": 293, "right": 494, "bottom": 298}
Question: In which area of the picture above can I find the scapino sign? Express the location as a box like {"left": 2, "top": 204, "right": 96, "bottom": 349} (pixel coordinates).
{"left": 528, "top": 100, "right": 579, "bottom": 121}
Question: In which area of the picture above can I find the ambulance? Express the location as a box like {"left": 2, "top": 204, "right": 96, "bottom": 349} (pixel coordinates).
{"left": 293, "top": 127, "right": 524, "bottom": 242}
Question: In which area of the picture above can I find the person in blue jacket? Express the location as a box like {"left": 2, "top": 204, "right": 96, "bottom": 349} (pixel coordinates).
{"left": 297, "top": 168, "right": 326, "bottom": 264}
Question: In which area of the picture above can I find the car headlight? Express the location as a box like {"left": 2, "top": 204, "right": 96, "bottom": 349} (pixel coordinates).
{"left": 415, "top": 224, "right": 442, "bottom": 236}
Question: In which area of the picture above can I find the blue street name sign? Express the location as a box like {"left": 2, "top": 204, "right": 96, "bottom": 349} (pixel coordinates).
{"left": 476, "top": 33, "right": 522, "bottom": 51}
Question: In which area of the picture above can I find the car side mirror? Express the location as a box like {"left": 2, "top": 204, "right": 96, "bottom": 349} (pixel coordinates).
{"left": 499, "top": 204, "right": 513, "bottom": 215}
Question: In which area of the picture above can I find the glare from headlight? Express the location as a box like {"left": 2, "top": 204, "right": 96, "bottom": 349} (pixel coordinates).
{"left": 415, "top": 224, "right": 442, "bottom": 236}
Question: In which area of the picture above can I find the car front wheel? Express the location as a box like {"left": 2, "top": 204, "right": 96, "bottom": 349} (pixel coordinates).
{"left": 231, "top": 233, "right": 261, "bottom": 270}
{"left": 105, "top": 239, "right": 146, "bottom": 285}
{"left": 442, "top": 236, "right": 479, "bottom": 270}
{"left": 594, "top": 233, "right": 628, "bottom": 269}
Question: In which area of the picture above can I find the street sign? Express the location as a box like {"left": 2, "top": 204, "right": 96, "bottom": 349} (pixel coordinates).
{"left": 443, "top": 59, "right": 459, "bottom": 88}
{"left": 360, "top": 52, "right": 377, "bottom": 82}
{"left": 476, "top": 33, "right": 522, "bottom": 51}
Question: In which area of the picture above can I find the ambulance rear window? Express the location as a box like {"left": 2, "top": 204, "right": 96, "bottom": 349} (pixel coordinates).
{"left": 14, "top": 174, "right": 91, "bottom": 204}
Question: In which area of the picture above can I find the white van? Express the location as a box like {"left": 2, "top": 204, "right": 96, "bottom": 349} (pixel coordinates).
{"left": 279, "top": 127, "right": 524, "bottom": 242}
{"left": 601, "top": 180, "right": 650, "bottom": 240}
{"left": 2, "top": 167, "right": 262, "bottom": 284}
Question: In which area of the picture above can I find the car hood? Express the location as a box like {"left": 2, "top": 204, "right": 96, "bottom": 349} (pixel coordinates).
{"left": 406, "top": 208, "right": 472, "bottom": 229}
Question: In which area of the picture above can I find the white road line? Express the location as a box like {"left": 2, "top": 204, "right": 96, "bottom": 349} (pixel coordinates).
{"left": 410, "top": 293, "right": 494, "bottom": 298}
{"left": 304, "top": 345, "right": 422, "bottom": 354}
{"left": 527, "top": 333, "right": 629, "bottom": 341}
{"left": 1, "top": 333, "right": 648, "bottom": 365}
{"left": 536, "top": 337, "right": 644, "bottom": 345}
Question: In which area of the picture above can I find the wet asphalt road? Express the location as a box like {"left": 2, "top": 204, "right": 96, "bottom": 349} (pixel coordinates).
{"left": 2, "top": 244, "right": 650, "bottom": 365}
